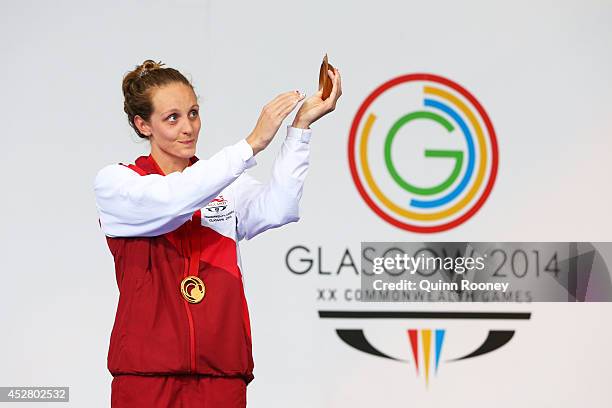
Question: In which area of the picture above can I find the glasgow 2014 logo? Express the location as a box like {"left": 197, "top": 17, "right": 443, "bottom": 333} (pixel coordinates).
{"left": 319, "top": 310, "right": 530, "bottom": 387}
{"left": 348, "top": 74, "right": 499, "bottom": 233}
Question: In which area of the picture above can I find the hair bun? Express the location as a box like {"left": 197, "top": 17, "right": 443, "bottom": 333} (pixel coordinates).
{"left": 137, "top": 59, "right": 165, "bottom": 78}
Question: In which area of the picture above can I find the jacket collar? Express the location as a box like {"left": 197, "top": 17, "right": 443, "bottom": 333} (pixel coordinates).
{"left": 134, "top": 154, "right": 199, "bottom": 176}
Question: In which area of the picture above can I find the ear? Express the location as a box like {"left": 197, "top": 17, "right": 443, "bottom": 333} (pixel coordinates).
{"left": 134, "top": 115, "right": 152, "bottom": 137}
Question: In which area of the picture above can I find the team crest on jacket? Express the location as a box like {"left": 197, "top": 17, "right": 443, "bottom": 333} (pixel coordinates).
{"left": 202, "top": 195, "right": 234, "bottom": 223}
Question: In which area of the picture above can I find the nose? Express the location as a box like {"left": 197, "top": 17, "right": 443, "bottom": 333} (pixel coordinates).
{"left": 181, "top": 119, "right": 194, "bottom": 137}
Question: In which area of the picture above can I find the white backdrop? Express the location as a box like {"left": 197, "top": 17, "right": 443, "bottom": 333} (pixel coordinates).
{"left": 1, "top": 0, "right": 611, "bottom": 406}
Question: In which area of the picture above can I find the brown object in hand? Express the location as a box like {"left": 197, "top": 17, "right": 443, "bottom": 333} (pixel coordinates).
{"left": 318, "top": 54, "right": 335, "bottom": 100}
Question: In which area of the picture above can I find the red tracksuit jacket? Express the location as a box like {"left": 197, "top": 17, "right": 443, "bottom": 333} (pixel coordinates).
{"left": 94, "top": 127, "right": 311, "bottom": 384}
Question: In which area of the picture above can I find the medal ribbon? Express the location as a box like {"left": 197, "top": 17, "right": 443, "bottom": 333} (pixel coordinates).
{"left": 188, "top": 210, "right": 202, "bottom": 276}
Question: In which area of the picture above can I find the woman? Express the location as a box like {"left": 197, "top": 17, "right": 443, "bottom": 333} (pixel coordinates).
{"left": 94, "top": 59, "right": 341, "bottom": 407}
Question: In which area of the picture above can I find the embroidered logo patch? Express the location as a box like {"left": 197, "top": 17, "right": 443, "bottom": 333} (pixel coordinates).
{"left": 203, "top": 195, "right": 234, "bottom": 223}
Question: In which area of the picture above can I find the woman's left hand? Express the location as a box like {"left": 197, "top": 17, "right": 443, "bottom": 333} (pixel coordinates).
{"left": 292, "top": 67, "right": 342, "bottom": 129}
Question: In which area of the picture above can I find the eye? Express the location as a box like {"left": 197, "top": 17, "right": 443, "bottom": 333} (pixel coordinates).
{"left": 167, "top": 113, "right": 178, "bottom": 122}
{"left": 189, "top": 109, "right": 199, "bottom": 118}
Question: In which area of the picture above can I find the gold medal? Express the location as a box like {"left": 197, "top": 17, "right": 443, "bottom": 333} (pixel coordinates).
{"left": 181, "top": 276, "right": 206, "bottom": 304}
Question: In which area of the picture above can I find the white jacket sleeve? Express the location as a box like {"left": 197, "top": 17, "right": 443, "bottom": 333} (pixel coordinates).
{"left": 94, "top": 139, "right": 256, "bottom": 237}
{"left": 234, "top": 126, "right": 311, "bottom": 241}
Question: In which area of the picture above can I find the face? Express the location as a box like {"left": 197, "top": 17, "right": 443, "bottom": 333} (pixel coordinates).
{"left": 136, "top": 82, "right": 201, "bottom": 160}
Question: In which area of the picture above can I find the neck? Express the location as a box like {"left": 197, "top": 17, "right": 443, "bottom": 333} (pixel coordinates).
{"left": 150, "top": 145, "right": 190, "bottom": 175}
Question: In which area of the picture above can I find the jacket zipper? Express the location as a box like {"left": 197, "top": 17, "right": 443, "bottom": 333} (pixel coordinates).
{"left": 182, "top": 295, "right": 196, "bottom": 372}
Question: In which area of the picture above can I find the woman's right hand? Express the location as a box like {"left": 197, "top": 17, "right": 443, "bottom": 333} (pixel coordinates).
{"left": 246, "top": 91, "right": 305, "bottom": 155}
